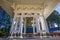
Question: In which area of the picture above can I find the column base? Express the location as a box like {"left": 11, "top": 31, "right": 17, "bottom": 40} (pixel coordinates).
{"left": 9, "top": 36, "right": 13, "bottom": 38}
{"left": 20, "top": 36, "right": 23, "bottom": 38}
{"left": 40, "top": 36, "right": 43, "bottom": 39}
{"left": 33, "top": 33, "right": 36, "bottom": 34}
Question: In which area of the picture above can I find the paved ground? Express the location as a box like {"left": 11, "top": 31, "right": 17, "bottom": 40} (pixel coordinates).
{"left": 0, "top": 37, "right": 60, "bottom": 40}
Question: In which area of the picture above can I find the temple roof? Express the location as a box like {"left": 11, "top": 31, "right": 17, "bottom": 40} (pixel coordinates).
{"left": 0, "top": 0, "right": 60, "bottom": 18}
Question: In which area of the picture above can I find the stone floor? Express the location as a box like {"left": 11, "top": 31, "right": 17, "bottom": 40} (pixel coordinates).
{"left": 0, "top": 37, "right": 60, "bottom": 40}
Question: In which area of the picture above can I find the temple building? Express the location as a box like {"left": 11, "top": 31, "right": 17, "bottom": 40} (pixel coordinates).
{"left": 0, "top": 0, "right": 60, "bottom": 38}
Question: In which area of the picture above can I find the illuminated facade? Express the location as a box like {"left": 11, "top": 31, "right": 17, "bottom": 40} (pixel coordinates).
{"left": 0, "top": 0, "right": 60, "bottom": 38}
{"left": 10, "top": 13, "right": 49, "bottom": 38}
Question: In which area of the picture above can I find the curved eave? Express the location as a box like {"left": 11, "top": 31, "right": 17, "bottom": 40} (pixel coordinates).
{"left": 44, "top": 0, "right": 60, "bottom": 19}
{"left": 0, "top": 0, "right": 14, "bottom": 18}
{"left": 0, "top": 0, "right": 60, "bottom": 19}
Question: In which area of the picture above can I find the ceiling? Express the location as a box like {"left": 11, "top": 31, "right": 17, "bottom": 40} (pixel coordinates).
{"left": 0, "top": 0, "right": 60, "bottom": 18}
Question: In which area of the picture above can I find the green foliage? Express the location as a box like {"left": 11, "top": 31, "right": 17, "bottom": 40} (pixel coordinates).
{"left": 0, "top": 28, "right": 8, "bottom": 37}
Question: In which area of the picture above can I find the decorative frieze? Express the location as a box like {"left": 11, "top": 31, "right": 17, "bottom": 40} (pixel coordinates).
{"left": 12, "top": 4, "right": 44, "bottom": 11}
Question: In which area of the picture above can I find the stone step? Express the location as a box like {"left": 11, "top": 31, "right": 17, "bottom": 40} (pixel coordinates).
{"left": 0, "top": 37, "right": 60, "bottom": 40}
{"left": 0, "top": 39, "right": 49, "bottom": 40}
{"left": 0, "top": 37, "right": 51, "bottom": 40}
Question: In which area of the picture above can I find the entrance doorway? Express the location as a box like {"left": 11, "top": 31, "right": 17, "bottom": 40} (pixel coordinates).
{"left": 26, "top": 17, "right": 33, "bottom": 33}
{"left": 23, "top": 17, "right": 36, "bottom": 38}
{"left": 23, "top": 17, "right": 34, "bottom": 33}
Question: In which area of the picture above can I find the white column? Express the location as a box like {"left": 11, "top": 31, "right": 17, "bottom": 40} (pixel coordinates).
{"left": 40, "top": 15, "right": 49, "bottom": 33}
{"left": 20, "top": 16, "right": 23, "bottom": 38}
{"left": 15, "top": 17, "right": 18, "bottom": 31}
{"left": 10, "top": 13, "right": 17, "bottom": 36}
{"left": 35, "top": 17, "right": 41, "bottom": 33}
{"left": 24, "top": 18, "right": 26, "bottom": 34}
{"left": 38, "top": 17, "right": 41, "bottom": 33}
{"left": 33, "top": 17, "right": 35, "bottom": 34}
{"left": 19, "top": 17, "right": 21, "bottom": 33}
{"left": 10, "top": 33, "right": 13, "bottom": 38}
